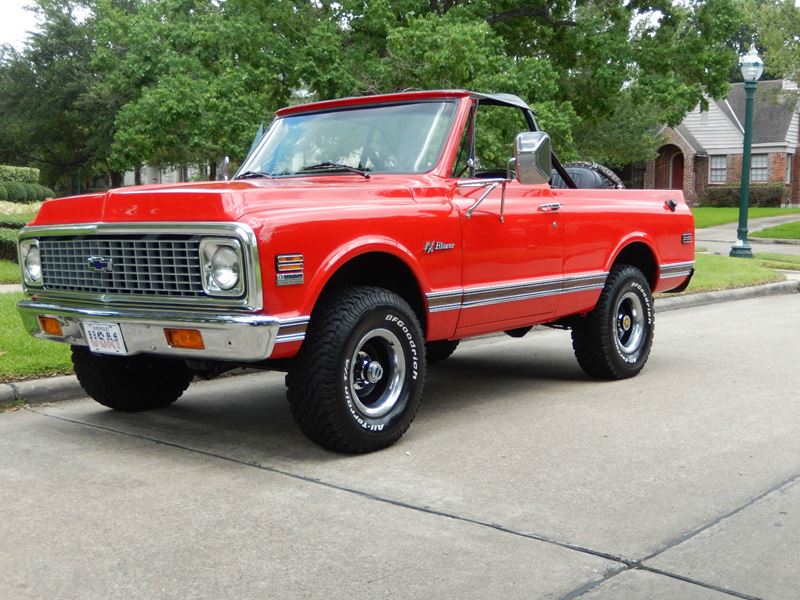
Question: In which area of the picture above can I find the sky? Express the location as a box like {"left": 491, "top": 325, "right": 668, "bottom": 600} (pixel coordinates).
{"left": 1, "top": 1, "right": 40, "bottom": 50}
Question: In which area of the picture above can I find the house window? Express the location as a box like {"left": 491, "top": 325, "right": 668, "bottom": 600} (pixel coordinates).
{"left": 750, "top": 154, "right": 768, "bottom": 182}
{"left": 709, "top": 155, "right": 727, "bottom": 183}
{"left": 787, "top": 154, "right": 793, "bottom": 184}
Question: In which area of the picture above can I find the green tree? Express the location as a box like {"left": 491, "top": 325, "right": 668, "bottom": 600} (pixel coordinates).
{"left": 0, "top": 0, "right": 746, "bottom": 184}
{"left": 744, "top": 0, "right": 800, "bottom": 82}
{"left": 106, "top": 0, "right": 304, "bottom": 176}
{"left": 294, "top": 0, "right": 741, "bottom": 163}
{"left": 0, "top": 0, "right": 145, "bottom": 191}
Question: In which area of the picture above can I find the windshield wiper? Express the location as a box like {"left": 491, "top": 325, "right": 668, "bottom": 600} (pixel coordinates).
{"left": 298, "top": 162, "right": 370, "bottom": 178}
{"left": 234, "top": 170, "right": 273, "bottom": 180}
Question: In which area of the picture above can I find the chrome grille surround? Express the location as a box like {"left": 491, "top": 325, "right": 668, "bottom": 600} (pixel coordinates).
{"left": 18, "top": 223, "right": 262, "bottom": 310}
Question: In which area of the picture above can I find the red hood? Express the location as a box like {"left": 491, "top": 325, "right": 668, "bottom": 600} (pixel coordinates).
{"left": 30, "top": 175, "right": 437, "bottom": 226}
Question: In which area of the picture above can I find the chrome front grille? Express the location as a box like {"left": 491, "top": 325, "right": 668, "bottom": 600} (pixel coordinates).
{"left": 39, "top": 236, "right": 204, "bottom": 297}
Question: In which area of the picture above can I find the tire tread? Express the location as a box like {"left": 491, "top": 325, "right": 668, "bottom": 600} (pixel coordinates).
{"left": 71, "top": 347, "right": 193, "bottom": 411}
{"left": 286, "top": 286, "right": 425, "bottom": 453}
{"left": 571, "top": 265, "right": 654, "bottom": 380}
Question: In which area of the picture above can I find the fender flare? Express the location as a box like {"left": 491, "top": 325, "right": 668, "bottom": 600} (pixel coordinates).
{"left": 604, "top": 233, "right": 661, "bottom": 283}
{"left": 298, "top": 235, "right": 432, "bottom": 316}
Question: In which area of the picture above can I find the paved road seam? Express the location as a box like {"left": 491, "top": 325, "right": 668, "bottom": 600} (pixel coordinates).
{"left": 30, "top": 407, "right": 767, "bottom": 600}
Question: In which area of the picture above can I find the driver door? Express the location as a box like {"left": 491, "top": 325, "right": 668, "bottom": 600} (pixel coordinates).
{"left": 451, "top": 101, "right": 563, "bottom": 335}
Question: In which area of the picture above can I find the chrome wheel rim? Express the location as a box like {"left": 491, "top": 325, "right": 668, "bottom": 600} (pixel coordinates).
{"left": 349, "top": 328, "right": 405, "bottom": 418}
{"left": 615, "top": 291, "right": 645, "bottom": 355}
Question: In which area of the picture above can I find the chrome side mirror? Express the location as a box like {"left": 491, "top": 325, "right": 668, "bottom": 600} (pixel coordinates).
{"left": 514, "top": 132, "right": 551, "bottom": 185}
{"left": 219, "top": 156, "right": 231, "bottom": 181}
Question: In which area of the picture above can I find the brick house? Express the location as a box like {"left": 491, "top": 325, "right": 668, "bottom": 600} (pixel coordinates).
{"left": 629, "top": 80, "right": 799, "bottom": 205}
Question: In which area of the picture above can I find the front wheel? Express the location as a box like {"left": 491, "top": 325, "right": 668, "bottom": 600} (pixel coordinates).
{"left": 72, "top": 347, "right": 193, "bottom": 411}
{"left": 286, "top": 287, "right": 426, "bottom": 453}
{"left": 571, "top": 265, "right": 654, "bottom": 380}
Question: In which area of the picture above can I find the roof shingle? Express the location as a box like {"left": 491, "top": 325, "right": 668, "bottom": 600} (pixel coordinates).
{"left": 726, "top": 80, "right": 795, "bottom": 144}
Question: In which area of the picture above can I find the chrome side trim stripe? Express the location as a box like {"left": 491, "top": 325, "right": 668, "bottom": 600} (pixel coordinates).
{"left": 275, "top": 316, "right": 310, "bottom": 344}
{"left": 426, "top": 272, "right": 608, "bottom": 313}
{"left": 660, "top": 261, "right": 695, "bottom": 279}
{"left": 427, "top": 289, "right": 463, "bottom": 313}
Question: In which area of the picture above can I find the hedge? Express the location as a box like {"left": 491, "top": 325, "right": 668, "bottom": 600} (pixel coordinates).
{"left": 0, "top": 165, "right": 40, "bottom": 184}
{"left": 0, "top": 228, "right": 18, "bottom": 261}
{"left": 702, "top": 183, "right": 785, "bottom": 207}
{"left": 0, "top": 182, "right": 54, "bottom": 203}
{"left": 34, "top": 184, "right": 54, "bottom": 199}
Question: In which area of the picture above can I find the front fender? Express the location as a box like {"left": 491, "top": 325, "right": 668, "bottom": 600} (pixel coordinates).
{"left": 299, "top": 235, "right": 432, "bottom": 317}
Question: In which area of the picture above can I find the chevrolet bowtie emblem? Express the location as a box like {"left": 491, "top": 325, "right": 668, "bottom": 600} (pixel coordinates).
{"left": 87, "top": 256, "right": 113, "bottom": 272}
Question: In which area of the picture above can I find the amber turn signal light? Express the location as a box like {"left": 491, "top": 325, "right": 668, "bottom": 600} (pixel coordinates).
{"left": 38, "top": 316, "right": 63, "bottom": 337}
{"left": 164, "top": 328, "right": 205, "bottom": 350}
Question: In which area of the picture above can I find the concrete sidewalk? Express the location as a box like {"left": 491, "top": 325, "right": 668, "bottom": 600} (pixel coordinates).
{"left": 697, "top": 213, "right": 800, "bottom": 255}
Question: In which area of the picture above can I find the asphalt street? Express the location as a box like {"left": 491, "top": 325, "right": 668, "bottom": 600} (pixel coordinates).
{"left": 2, "top": 295, "right": 799, "bottom": 599}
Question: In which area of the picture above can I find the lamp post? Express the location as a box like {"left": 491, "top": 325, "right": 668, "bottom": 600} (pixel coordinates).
{"left": 730, "top": 47, "right": 764, "bottom": 258}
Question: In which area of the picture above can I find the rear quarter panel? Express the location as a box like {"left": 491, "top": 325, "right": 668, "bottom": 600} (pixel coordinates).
{"left": 552, "top": 188, "right": 694, "bottom": 315}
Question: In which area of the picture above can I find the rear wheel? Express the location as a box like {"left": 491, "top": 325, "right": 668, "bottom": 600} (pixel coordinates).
{"left": 286, "top": 286, "right": 425, "bottom": 453}
{"left": 71, "top": 346, "right": 193, "bottom": 411}
{"left": 426, "top": 340, "right": 459, "bottom": 362}
{"left": 571, "top": 265, "right": 654, "bottom": 379}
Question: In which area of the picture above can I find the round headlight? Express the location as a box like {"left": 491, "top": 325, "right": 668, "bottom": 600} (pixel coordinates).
{"left": 24, "top": 244, "right": 42, "bottom": 282}
{"left": 210, "top": 246, "right": 239, "bottom": 290}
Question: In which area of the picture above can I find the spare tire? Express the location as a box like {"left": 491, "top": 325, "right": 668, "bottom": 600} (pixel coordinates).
{"left": 551, "top": 162, "right": 625, "bottom": 190}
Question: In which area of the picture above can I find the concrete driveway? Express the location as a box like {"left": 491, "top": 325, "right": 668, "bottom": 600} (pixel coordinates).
{"left": 2, "top": 295, "right": 799, "bottom": 599}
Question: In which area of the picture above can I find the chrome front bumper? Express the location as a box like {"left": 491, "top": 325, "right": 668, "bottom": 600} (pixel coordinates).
{"left": 17, "top": 299, "right": 292, "bottom": 361}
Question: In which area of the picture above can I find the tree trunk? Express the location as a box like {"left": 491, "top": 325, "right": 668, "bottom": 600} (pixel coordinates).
{"left": 209, "top": 160, "right": 217, "bottom": 181}
{"left": 134, "top": 166, "right": 142, "bottom": 186}
{"left": 110, "top": 171, "right": 124, "bottom": 188}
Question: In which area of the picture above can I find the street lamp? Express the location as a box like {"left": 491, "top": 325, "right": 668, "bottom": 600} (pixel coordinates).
{"left": 730, "top": 47, "right": 764, "bottom": 258}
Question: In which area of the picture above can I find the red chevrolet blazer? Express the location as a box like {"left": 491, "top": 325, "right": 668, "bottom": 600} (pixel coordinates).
{"left": 17, "top": 90, "right": 694, "bottom": 452}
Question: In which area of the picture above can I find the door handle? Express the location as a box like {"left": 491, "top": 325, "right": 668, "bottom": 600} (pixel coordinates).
{"left": 537, "top": 202, "right": 561, "bottom": 212}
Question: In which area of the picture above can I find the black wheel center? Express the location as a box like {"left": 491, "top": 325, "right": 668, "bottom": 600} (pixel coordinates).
{"left": 352, "top": 350, "right": 388, "bottom": 402}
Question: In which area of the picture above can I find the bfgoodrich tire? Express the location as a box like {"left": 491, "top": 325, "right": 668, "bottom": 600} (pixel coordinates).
{"left": 571, "top": 265, "right": 654, "bottom": 380}
{"left": 286, "top": 286, "right": 425, "bottom": 453}
{"left": 71, "top": 346, "right": 193, "bottom": 411}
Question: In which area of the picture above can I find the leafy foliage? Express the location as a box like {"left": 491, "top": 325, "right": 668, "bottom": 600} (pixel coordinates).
{"left": 0, "top": 166, "right": 40, "bottom": 184}
{"left": 703, "top": 183, "right": 785, "bottom": 207}
{"left": 0, "top": 0, "right": 745, "bottom": 183}
{"left": 0, "top": 228, "right": 19, "bottom": 261}
{"left": 742, "top": 0, "right": 800, "bottom": 82}
{"left": 0, "top": 183, "right": 52, "bottom": 203}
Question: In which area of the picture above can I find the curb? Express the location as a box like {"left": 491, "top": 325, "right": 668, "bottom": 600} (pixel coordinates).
{"left": 0, "top": 374, "right": 85, "bottom": 408}
{"left": 2, "top": 280, "right": 799, "bottom": 408}
{"left": 655, "top": 279, "right": 799, "bottom": 312}
{"left": 745, "top": 237, "right": 800, "bottom": 246}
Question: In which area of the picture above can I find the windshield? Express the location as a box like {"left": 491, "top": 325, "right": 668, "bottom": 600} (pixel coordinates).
{"left": 239, "top": 101, "right": 457, "bottom": 177}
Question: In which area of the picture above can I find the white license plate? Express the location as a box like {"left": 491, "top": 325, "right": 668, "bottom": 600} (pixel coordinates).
{"left": 83, "top": 322, "right": 128, "bottom": 355}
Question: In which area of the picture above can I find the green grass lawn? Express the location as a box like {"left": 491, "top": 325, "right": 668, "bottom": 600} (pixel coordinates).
{"left": 677, "top": 253, "right": 785, "bottom": 295}
{"left": 752, "top": 252, "right": 800, "bottom": 270}
{"left": 750, "top": 221, "right": 800, "bottom": 240}
{"left": 692, "top": 207, "right": 800, "bottom": 229}
{"left": 0, "top": 259, "right": 19, "bottom": 283}
{"left": 0, "top": 293, "right": 72, "bottom": 383}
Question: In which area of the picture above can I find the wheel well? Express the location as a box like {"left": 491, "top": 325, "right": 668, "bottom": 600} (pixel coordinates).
{"left": 318, "top": 252, "right": 427, "bottom": 331}
{"left": 612, "top": 242, "right": 657, "bottom": 289}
